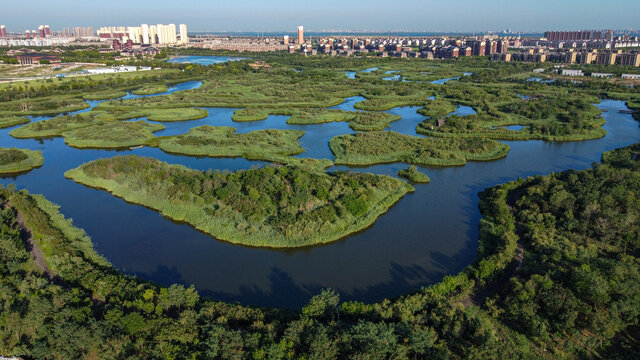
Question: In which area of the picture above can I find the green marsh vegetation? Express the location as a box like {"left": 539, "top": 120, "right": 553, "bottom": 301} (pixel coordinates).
{"left": 417, "top": 92, "right": 607, "bottom": 141}
{"left": 65, "top": 155, "right": 413, "bottom": 248}
{"left": 330, "top": 131, "right": 510, "bottom": 166}
{"left": 132, "top": 84, "right": 169, "bottom": 95}
{"left": 398, "top": 165, "right": 431, "bottom": 183}
{"left": 157, "top": 125, "right": 305, "bottom": 161}
{"left": 0, "top": 116, "right": 29, "bottom": 129}
{"left": 63, "top": 120, "right": 164, "bottom": 149}
{"left": 232, "top": 107, "right": 401, "bottom": 131}
{"left": 82, "top": 90, "right": 127, "bottom": 101}
{"left": 10, "top": 112, "right": 164, "bottom": 148}
{"left": 4, "top": 142, "right": 640, "bottom": 358}
{"left": 0, "top": 147, "right": 43, "bottom": 174}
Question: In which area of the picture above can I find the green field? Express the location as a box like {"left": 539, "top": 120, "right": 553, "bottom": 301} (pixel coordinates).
{"left": 65, "top": 155, "right": 413, "bottom": 248}
{"left": 330, "top": 131, "right": 510, "bottom": 166}
{"left": 0, "top": 147, "right": 44, "bottom": 174}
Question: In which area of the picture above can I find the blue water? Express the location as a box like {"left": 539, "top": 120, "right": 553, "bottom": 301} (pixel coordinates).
{"left": 166, "top": 55, "right": 246, "bottom": 65}
{"left": 2, "top": 74, "right": 639, "bottom": 308}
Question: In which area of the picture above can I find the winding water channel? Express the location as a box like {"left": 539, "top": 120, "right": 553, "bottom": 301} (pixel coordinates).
{"left": 2, "top": 57, "right": 639, "bottom": 307}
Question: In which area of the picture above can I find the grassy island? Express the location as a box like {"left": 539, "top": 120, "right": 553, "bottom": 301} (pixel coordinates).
{"left": 417, "top": 95, "right": 607, "bottom": 141}
{"left": 132, "top": 84, "right": 169, "bottom": 95}
{"left": 0, "top": 116, "right": 29, "bottom": 129}
{"left": 232, "top": 107, "right": 401, "bottom": 131}
{"left": 10, "top": 112, "right": 106, "bottom": 139}
{"left": 417, "top": 99, "right": 456, "bottom": 118}
{"left": 82, "top": 91, "right": 127, "bottom": 101}
{"left": 144, "top": 108, "right": 209, "bottom": 122}
{"left": 158, "top": 126, "right": 305, "bottom": 161}
{"left": 398, "top": 165, "right": 431, "bottom": 183}
{"left": 63, "top": 120, "right": 164, "bottom": 149}
{"left": 65, "top": 155, "right": 413, "bottom": 248}
{"left": 0, "top": 147, "right": 44, "bottom": 175}
{"left": 330, "top": 131, "right": 510, "bottom": 166}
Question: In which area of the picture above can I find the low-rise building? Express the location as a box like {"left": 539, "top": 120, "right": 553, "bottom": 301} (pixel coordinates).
{"left": 591, "top": 73, "right": 613, "bottom": 78}
{"left": 621, "top": 74, "right": 640, "bottom": 79}
{"left": 562, "top": 69, "right": 584, "bottom": 76}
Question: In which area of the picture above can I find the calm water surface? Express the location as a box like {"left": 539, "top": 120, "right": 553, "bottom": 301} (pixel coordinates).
{"left": 2, "top": 64, "right": 639, "bottom": 307}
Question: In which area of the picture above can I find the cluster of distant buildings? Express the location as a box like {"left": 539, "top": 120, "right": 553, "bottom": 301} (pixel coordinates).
{"left": 0, "top": 22, "right": 189, "bottom": 48}
{"left": 492, "top": 48, "right": 640, "bottom": 67}
{"left": 97, "top": 23, "right": 188, "bottom": 45}
{"left": 560, "top": 69, "right": 640, "bottom": 80}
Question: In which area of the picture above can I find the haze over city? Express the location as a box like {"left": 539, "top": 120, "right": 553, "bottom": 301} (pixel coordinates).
{"left": 4, "top": 0, "right": 640, "bottom": 33}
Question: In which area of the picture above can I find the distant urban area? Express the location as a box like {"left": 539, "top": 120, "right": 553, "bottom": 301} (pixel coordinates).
{"left": 0, "top": 23, "right": 639, "bottom": 81}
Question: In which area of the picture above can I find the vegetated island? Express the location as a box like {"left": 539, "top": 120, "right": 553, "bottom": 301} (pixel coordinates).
{"left": 398, "top": 165, "right": 431, "bottom": 183}
{"left": 157, "top": 125, "right": 305, "bottom": 161}
{"left": 132, "top": 84, "right": 169, "bottom": 95}
{"left": 417, "top": 94, "right": 607, "bottom": 141}
{"left": 0, "top": 147, "right": 44, "bottom": 175}
{"left": 82, "top": 91, "right": 127, "bottom": 101}
{"left": 11, "top": 112, "right": 164, "bottom": 149}
{"left": 65, "top": 155, "right": 413, "bottom": 248}
{"left": 330, "top": 131, "right": 510, "bottom": 166}
{"left": 232, "top": 108, "right": 401, "bottom": 131}
{"left": 0, "top": 116, "right": 30, "bottom": 129}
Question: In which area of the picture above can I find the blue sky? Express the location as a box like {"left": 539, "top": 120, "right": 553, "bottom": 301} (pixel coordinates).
{"left": 3, "top": 0, "right": 639, "bottom": 33}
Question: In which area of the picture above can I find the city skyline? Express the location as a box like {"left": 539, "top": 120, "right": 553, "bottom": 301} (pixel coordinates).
{"left": 3, "top": 0, "right": 639, "bottom": 33}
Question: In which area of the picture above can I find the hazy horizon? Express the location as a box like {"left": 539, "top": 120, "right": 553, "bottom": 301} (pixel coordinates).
{"left": 3, "top": 0, "right": 639, "bottom": 33}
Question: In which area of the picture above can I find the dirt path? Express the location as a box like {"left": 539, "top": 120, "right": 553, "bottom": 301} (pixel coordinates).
{"left": 461, "top": 188, "right": 525, "bottom": 308}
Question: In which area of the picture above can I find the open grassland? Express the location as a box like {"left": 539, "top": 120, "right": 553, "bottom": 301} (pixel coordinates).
{"left": 63, "top": 120, "right": 164, "bottom": 149}
{"left": 132, "top": 84, "right": 169, "bottom": 95}
{"left": 0, "top": 116, "right": 29, "bottom": 129}
{"left": 398, "top": 165, "right": 431, "bottom": 183}
{"left": 330, "top": 131, "right": 510, "bottom": 166}
{"left": 0, "top": 147, "right": 43, "bottom": 175}
{"left": 65, "top": 155, "right": 413, "bottom": 248}
{"left": 158, "top": 125, "right": 304, "bottom": 160}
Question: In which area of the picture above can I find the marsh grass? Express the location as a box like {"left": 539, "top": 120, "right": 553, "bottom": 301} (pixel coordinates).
{"left": 65, "top": 155, "right": 413, "bottom": 248}
{"left": 330, "top": 131, "right": 510, "bottom": 166}
{"left": 0, "top": 147, "right": 44, "bottom": 175}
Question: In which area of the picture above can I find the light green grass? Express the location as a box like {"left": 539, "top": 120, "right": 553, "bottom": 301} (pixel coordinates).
{"left": 330, "top": 131, "right": 510, "bottom": 166}
{"left": 132, "top": 84, "right": 169, "bottom": 95}
{"left": 158, "top": 125, "right": 304, "bottom": 160}
{"left": 0, "top": 116, "right": 30, "bottom": 129}
{"left": 83, "top": 91, "right": 127, "bottom": 100}
{"left": 0, "top": 147, "right": 44, "bottom": 175}
{"left": 63, "top": 120, "right": 164, "bottom": 149}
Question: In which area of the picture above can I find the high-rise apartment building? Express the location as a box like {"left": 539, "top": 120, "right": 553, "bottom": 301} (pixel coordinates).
{"left": 179, "top": 24, "right": 188, "bottom": 44}
{"left": 38, "top": 25, "right": 45, "bottom": 38}
{"left": 45, "top": 25, "right": 50, "bottom": 35}
{"left": 297, "top": 25, "right": 304, "bottom": 44}
{"left": 141, "top": 24, "right": 150, "bottom": 44}
{"left": 0, "top": 25, "right": 6, "bottom": 37}
{"left": 283, "top": 35, "right": 289, "bottom": 45}
{"left": 620, "top": 52, "right": 640, "bottom": 67}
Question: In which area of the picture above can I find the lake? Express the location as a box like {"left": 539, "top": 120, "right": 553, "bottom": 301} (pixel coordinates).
{"left": 2, "top": 68, "right": 639, "bottom": 308}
